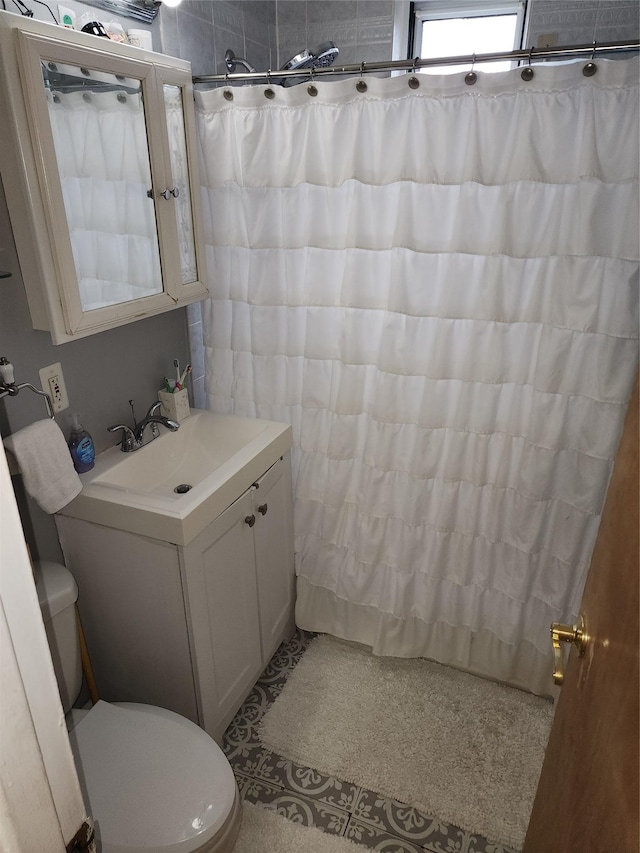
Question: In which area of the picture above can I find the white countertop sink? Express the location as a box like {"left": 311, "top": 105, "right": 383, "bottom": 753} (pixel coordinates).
{"left": 58, "top": 410, "right": 293, "bottom": 546}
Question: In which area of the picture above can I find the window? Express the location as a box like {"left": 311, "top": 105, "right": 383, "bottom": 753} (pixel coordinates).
{"left": 409, "top": 1, "right": 528, "bottom": 74}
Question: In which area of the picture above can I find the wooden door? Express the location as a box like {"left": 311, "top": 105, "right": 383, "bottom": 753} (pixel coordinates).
{"left": 524, "top": 376, "right": 639, "bottom": 852}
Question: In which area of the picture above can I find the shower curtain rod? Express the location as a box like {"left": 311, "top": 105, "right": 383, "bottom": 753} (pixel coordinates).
{"left": 192, "top": 39, "right": 639, "bottom": 84}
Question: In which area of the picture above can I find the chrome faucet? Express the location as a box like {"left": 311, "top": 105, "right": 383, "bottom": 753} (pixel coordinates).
{"left": 133, "top": 414, "right": 180, "bottom": 443}
{"left": 108, "top": 401, "right": 180, "bottom": 452}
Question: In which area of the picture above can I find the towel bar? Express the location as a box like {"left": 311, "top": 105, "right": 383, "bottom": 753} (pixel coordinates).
{"left": 0, "top": 358, "right": 55, "bottom": 421}
{"left": 0, "top": 382, "right": 55, "bottom": 419}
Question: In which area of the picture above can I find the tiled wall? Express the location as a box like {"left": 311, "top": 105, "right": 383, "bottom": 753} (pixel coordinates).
{"left": 269, "top": 0, "right": 639, "bottom": 72}
{"left": 526, "top": 0, "right": 639, "bottom": 49}
{"left": 275, "top": 0, "right": 394, "bottom": 68}
{"left": 159, "top": 0, "right": 277, "bottom": 77}
{"left": 158, "top": 1, "right": 396, "bottom": 81}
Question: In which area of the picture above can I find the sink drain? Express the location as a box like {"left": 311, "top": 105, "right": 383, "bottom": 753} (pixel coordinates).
{"left": 174, "top": 483, "right": 192, "bottom": 494}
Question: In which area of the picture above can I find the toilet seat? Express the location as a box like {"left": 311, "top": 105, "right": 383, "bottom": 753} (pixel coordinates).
{"left": 68, "top": 701, "right": 238, "bottom": 853}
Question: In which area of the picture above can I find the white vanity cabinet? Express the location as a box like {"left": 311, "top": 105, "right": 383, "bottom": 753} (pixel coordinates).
{"left": 0, "top": 13, "right": 208, "bottom": 344}
{"left": 56, "top": 453, "right": 295, "bottom": 744}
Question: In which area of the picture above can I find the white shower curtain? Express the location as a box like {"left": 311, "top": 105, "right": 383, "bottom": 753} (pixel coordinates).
{"left": 196, "top": 57, "right": 639, "bottom": 695}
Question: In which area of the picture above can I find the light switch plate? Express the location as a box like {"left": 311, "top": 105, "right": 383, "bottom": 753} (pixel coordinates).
{"left": 39, "top": 362, "right": 69, "bottom": 413}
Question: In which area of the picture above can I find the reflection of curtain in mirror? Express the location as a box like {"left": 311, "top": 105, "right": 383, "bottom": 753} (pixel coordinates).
{"left": 163, "top": 85, "right": 197, "bottom": 284}
{"left": 47, "top": 89, "right": 163, "bottom": 311}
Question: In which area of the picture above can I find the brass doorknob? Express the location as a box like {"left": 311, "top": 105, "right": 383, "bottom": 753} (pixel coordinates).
{"left": 550, "top": 614, "right": 587, "bottom": 685}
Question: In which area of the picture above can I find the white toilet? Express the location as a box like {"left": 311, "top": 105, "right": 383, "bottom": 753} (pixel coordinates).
{"left": 34, "top": 560, "right": 242, "bottom": 853}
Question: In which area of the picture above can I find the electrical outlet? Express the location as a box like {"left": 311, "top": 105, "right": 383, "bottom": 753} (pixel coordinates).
{"left": 39, "top": 362, "right": 69, "bottom": 413}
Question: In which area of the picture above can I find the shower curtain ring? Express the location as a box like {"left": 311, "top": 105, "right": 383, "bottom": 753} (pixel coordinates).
{"left": 583, "top": 40, "right": 598, "bottom": 76}
{"left": 307, "top": 65, "right": 318, "bottom": 97}
{"left": 223, "top": 71, "right": 234, "bottom": 100}
{"left": 465, "top": 53, "right": 477, "bottom": 86}
{"left": 356, "top": 61, "right": 368, "bottom": 93}
{"left": 264, "top": 69, "right": 275, "bottom": 99}
{"left": 521, "top": 46, "right": 535, "bottom": 80}
{"left": 408, "top": 56, "right": 420, "bottom": 89}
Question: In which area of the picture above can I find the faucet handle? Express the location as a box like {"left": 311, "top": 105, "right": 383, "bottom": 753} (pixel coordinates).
{"left": 107, "top": 423, "right": 136, "bottom": 452}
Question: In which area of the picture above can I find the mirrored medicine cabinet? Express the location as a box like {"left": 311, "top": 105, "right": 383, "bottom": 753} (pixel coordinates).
{"left": 0, "top": 13, "right": 208, "bottom": 344}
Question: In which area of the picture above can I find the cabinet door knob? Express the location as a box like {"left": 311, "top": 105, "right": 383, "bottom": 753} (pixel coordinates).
{"left": 244, "top": 514, "right": 256, "bottom": 528}
{"left": 257, "top": 503, "right": 268, "bottom": 516}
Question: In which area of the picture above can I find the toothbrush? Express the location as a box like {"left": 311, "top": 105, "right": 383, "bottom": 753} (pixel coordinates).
{"left": 178, "top": 364, "right": 191, "bottom": 388}
{"left": 174, "top": 358, "right": 180, "bottom": 387}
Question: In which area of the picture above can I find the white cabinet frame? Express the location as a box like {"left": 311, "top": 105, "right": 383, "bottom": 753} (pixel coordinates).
{"left": 0, "top": 13, "right": 208, "bottom": 344}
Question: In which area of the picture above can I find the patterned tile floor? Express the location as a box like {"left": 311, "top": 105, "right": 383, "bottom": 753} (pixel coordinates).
{"left": 223, "top": 628, "right": 518, "bottom": 853}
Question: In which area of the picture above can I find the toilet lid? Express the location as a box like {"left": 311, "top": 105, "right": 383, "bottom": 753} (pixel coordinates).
{"left": 68, "top": 701, "right": 236, "bottom": 853}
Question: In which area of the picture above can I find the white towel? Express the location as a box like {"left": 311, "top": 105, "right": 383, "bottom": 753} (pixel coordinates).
{"left": 3, "top": 419, "right": 82, "bottom": 514}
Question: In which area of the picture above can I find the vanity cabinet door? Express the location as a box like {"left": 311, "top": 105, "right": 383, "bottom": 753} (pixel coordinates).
{"left": 0, "top": 17, "right": 208, "bottom": 343}
{"left": 252, "top": 455, "right": 296, "bottom": 663}
{"left": 179, "top": 454, "right": 295, "bottom": 743}
{"left": 180, "top": 489, "right": 263, "bottom": 743}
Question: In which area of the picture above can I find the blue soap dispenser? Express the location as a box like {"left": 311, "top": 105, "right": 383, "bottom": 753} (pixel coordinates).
{"left": 68, "top": 413, "right": 95, "bottom": 473}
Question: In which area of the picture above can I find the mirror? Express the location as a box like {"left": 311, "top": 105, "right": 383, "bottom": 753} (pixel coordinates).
{"left": 163, "top": 84, "right": 197, "bottom": 285}
{"left": 43, "top": 60, "right": 163, "bottom": 311}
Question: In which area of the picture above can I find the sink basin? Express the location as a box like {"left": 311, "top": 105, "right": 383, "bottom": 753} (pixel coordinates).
{"left": 59, "top": 410, "right": 292, "bottom": 546}
{"left": 93, "top": 412, "right": 274, "bottom": 494}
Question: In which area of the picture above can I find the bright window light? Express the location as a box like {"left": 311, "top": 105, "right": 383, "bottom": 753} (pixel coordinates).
{"left": 421, "top": 14, "right": 518, "bottom": 73}
{"left": 410, "top": 1, "right": 526, "bottom": 75}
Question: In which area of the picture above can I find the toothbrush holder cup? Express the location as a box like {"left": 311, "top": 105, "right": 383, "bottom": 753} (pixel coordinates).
{"left": 158, "top": 388, "right": 190, "bottom": 422}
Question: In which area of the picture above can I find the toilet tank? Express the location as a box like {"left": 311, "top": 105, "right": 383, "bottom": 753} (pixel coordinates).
{"left": 33, "top": 560, "right": 83, "bottom": 713}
